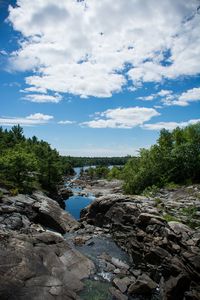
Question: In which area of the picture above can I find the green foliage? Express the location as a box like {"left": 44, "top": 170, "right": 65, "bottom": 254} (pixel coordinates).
{"left": 86, "top": 166, "right": 110, "bottom": 179}
{"left": 0, "top": 146, "right": 38, "bottom": 187}
{"left": 154, "top": 198, "right": 162, "bottom": 206}
{"left": 163, "top": 214, "right": 179, "bottom": 222}
{"left": 181, "top": 206, "right": 198, "bottom": 228}
{"left": 0, "top": 126, "right": 72, "bottom": 194}
{"left": 123, "top": 123, "right": 200, "bottom": 194}
{"left": 10, "top": 188, "right": 19, "bottom": 196}
{"left": 142, "top": 185, "right": 160, "bottom": 197}
{"left": 0, "top": 190, "right": 3, "bottom": 199}
{"left": 107, "top": 166, "right": 122, "bottom": 180}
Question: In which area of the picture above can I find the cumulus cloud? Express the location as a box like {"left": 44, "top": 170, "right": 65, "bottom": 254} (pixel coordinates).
{"left": 82, "top": 107, "right": 160, "bottom": 128}
{"left": 7, "top": 0, "right": 200, "bottom": 98}
{"left": 162, "top": 87, "right": 200, "bottom": 106}
{"left": 142, "top": 119, "right": 200, "bottom": 131}
{"left": 0, "top": 113, "right": 53, "bottom": 126}
{"left": 138, "top": 89, "right": 173, "bottom": 101}
{"left": 23, "top": 93, "right": 62, "bottom": 103}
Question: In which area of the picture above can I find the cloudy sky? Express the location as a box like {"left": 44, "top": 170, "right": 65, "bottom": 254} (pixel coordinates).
{"left": 0, "top": 0, "right": 200, "bottom": 156}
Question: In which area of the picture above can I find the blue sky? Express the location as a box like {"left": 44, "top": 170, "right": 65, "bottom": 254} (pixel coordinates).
{"left": 0, "top": 0, "right": 200, "bottom": 156}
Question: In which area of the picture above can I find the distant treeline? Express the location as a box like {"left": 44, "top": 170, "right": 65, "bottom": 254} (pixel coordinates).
{"left": 61, "top": 156, "right": 131, "bottom": 168}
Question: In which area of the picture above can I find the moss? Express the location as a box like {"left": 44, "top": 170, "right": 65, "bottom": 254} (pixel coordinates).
{"left": 163, "top": 214, "right": 179, "bottom": 222}
{"left": 9, "top": 187, "right": 19, "bottom": 196}
{"left": 154, "top": 198, "right": 162, "bottom": 206}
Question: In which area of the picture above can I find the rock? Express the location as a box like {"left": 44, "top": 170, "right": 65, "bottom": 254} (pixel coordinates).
{"left": 184, "top": 290, "right": 200, "bottom": 300}
{"left": 0, "top": 230, "right": 94, "bottom": 300}
{"left": 109, "top": 287, "right": 128, "bottom": 300}
{"left": 145, "top": 246, "right": 171, "bottom": 264}
{"left": 168, "top": 221, "right": 193, "bottom": 237}
{"left": 74, "top": 236, "right": 91, "bottom": 245}
{"left": 160, "top": 273, "right": 190, "bottom": 300}
{"left": 128, "top": 274, "right": 157, "bottom": 295}
{"left": 113, "top": 277, "right": 135, "bottom": 293}
{"left": 137, "top": 213, "right": 165, "bottom": 225}
{"left": 32, "top": 191, "right": 78, "bottom": 233}
{"left": 111, "top": 257, "right": 129, "bottom": 270}
{"left": 0, "top": 192, "right": 78, "bottom": 234}
{"left": 59, "top": 188, "right": 73, "bottom": 200}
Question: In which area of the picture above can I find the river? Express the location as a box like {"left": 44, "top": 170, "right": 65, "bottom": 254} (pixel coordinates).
{"left": 64, "top": 166, "right": 95, "bottom": 219}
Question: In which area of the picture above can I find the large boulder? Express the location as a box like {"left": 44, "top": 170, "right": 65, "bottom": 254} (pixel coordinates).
{"left": 0, "top": 192, "right": 78, "bottom": 233}
{"left": 0, "top": 230, "right": 94, "bottom": 300}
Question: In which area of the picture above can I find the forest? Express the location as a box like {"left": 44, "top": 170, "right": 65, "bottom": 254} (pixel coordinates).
{"left": 84, "top": 123, "right": 200, "bottom": 195}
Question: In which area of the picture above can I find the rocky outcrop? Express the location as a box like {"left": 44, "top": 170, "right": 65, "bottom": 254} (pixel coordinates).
{"left": 0, "top": 189, "right": 94, "bottom": 300}
{"left": 81, "top": 192, "right": 200, "bottom": 299}
{"left": 0, "top": 230, "right": 94, "bottom": 300}
{"left": 0, "top": 191, "right": 78, "bottom": 233}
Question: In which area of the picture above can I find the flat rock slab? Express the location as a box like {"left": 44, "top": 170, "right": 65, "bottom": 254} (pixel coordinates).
{"left": 0, "top": 230, "right": 94, "bottom": 300}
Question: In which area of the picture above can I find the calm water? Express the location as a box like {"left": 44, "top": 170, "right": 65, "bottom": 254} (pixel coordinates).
{"left": 64, "top": 165, "right": 119, "bottom": 219}
{"left": 64, "top": 167, "right": 95, "bottom": 219}
{"left": 65, "top": 195, "right": 93, "bottom": 219}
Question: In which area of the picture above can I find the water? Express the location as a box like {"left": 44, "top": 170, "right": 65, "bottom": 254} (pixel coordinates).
{"left": 64, "top": 166, "right": 95, "bottom": 219}
{"left": 65, "top": 195, "right": 93, "bottom": 219}
{"left": 79, "top": 279, "right": 112, "bottom": 300}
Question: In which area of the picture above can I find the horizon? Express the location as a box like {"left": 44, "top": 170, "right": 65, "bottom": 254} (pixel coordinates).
{"left": 1, "top": 0, "right": 200, "bottom": 156}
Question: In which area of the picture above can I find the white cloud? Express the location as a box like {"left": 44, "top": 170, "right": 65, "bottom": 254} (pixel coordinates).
{"left": 7, "top": 0, "right": 200, "bottom": 98}
{"left": 82, "top": 106, "right": 160, "bottom": 129}
{"left": 138, "top": 89, "right": 172, "bottom": 101}
{"left": 157, "top": 90, "right": 173, "bottom": 97}
{"left": 26, "top": 113, "right": 53, "bottom": 121}
{"left": 162, "top": 87, "right": 200, "bottom": 106}
{"left": 0, "top": 50, "right": 8, "bottom": 56}
{"left": 23, "top": 93, "right": 62, "bottom": 103}
{"left": 58, "top": 120, "right": 75, "bottom": 125}
{"left": 137, "top": 95, "right": 154, "bottom": 101}
{"left": 0, "top": 113, "right": 53, "bottom": 126}
{"left": 142, "top": 119, "right": 200, "bottom": 131}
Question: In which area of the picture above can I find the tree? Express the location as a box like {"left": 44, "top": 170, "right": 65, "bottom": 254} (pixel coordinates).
{"left": 123, "top": 122, "right": 200, "bottom": 194}
{"left": 0, "top": 147, "right": 38, "bottom": 190}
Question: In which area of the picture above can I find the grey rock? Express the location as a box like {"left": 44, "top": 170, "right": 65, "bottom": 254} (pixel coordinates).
{"left": 0, "top": 230, "right": 94, "bottom": 300}
{"left": 109, "top": 287, "right": 128, "bottom": 300}
{"left": 128, "top": 273, "right": 157, "bottom": 295}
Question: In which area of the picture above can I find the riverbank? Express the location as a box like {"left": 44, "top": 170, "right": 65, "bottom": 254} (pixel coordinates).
{"left": 0, "top": 178, "right": 200, "bottom": 299}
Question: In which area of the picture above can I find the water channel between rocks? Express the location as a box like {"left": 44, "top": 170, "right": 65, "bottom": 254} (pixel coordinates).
{"left": 64, "top": 166, "right": 95, "bottom": 219}
{"left": 63, "top": 167, "right": 129, "bottom": 299}
{"left": 63, "top": 167, "right": 160, "bottom": 300}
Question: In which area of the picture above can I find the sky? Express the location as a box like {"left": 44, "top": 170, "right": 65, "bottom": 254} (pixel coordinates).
{"left": 0, "top": 0, "right": 200, "bottom": 157}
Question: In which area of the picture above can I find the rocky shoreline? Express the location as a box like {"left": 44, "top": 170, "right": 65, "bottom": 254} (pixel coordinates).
{"left": 0, "top": 179, "right": 200, "bottom": 300}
